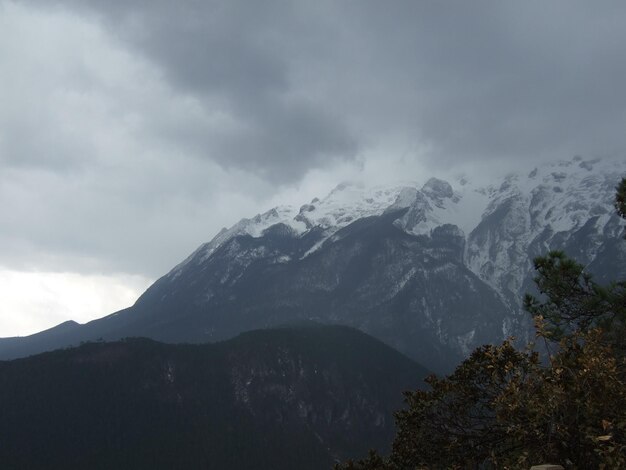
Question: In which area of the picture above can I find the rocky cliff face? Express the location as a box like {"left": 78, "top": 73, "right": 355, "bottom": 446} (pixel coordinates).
{"left": 127, "top": 208, "right": 506, "bottom": 372}
{"left": 466, "top": 159, "right": 626, "bottom": 319}
{"left": 1, "top": 157, "right": 624, "bottom": 372}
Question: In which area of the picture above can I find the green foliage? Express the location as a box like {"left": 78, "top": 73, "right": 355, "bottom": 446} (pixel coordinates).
{"left": 389, "top": 341, "right": 542, "bottom": 469}
{"left": 337, "top": 179, "right": 626, "bottom": 470}
{"left": 524, "top": 251, "right": 626, "bottom": 344}
{"left": 338, "top": 331, "right": 626, "bottom": 469}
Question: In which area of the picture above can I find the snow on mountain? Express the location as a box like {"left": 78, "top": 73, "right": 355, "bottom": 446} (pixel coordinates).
{"left": 175, "top": 179, "right": 479, "bottom": 272}
{"left": 3, "top": 156, "right": 623, "bottom": 372}
{"left": 466, "top": 157, "right": 625, "bottom": 312}
{"left": 170, "top": 156, "right": 625, "bottom": 293}
{"left": 171, "top": 182, "right": 413, "bottom": 275}
{"left": 159, "top": 156, "right": 623, "bottom": 369}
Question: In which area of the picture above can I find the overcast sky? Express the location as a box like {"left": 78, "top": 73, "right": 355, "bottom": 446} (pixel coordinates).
{"left": 2, "top": 0, "right": 626, "bottom": 336}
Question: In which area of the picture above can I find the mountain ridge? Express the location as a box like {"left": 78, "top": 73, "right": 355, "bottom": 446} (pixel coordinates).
{"left": 1, "top": 156, "right": 624, "bottom": 372}
{"left": 0, "top": 324, "right": 428, "bottom": 469}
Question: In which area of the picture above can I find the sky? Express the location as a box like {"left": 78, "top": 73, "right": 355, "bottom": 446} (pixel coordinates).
{"left": 2, "top": 0, "right": 626, "bottom": 336}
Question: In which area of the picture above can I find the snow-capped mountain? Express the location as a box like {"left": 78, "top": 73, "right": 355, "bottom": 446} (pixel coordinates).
{"left": 1, "top": 156, "right": 624, "bottom": 372}
{"left": 173, "top": 176, "right": 485, "bottom": 272}
{"left": 466, "top": 157, "right": 626, "bottom": 311}
{"left": 171, "top": 155, "right": 624, "bottom": 316}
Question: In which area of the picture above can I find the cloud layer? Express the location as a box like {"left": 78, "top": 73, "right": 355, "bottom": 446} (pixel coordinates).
{"left": 2, "top": 0, "right": 626, "bottom": 283}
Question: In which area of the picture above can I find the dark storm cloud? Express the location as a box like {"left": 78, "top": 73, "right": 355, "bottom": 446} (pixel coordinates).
{"left": 21, "top": 0, "right": 359, "bottom": 181}
{"left": 327, "top": 0, "right": 626, "bottom": 165}
{"left": 28, "top": 0, "right": 626, "bottom": 175}
{"left": 4, "top": 0, "right": 626, "bottom": 278}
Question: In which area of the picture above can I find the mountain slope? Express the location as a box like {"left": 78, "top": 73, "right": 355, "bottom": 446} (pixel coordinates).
{"left": 0, "top": 324, "right": 427, "bottom": 470}
{"left": 1, "top": 157, "right": 624, "bottom": 372}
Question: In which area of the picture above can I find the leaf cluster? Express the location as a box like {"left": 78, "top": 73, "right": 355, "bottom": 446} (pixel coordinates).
{"left": 524, "top": 251, "right": 626, "bottom": 351}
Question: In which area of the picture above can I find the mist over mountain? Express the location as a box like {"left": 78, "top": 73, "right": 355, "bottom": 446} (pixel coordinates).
{"left": 1, "top": 157, "right": 624, "bottom": 372}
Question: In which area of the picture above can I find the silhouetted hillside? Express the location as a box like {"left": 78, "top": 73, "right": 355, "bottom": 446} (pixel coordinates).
{"left": 0, "top": 325, "right": 427, "bottom": 469}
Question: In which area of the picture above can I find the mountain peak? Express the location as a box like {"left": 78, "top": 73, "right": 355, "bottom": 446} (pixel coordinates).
{"left": 3, "top": 156, "right": 624, "bottom": 373}
{"left": 422, "top": 177, "right": 454, "bottom": 199}
{"left": 176, "top": 156, "right": 626, "bottom": 276}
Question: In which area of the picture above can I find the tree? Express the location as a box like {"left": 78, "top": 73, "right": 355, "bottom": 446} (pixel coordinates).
{"left": 337, "top": 178, "right": 626, "bottom": 470}
{"left": 523, "top": 251, "right": 626, "bottom": 353}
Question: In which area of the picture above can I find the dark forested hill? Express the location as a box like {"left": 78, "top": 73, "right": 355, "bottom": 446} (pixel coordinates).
{"left": 0, "top": 324, "right": 427, "bottom": 470}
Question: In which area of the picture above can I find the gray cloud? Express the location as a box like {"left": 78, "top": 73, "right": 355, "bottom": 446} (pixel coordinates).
{"left": 325, "top": 0, "right": 626, "bottom": 165}
{"left": 21, "top": 0, "right": 360, "bottom": 182}
{"left": 2, "top": 0, "right": 626, "bottom": 280}
{"left": 22, "top": 0, "right": 626, "bottom": 174}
